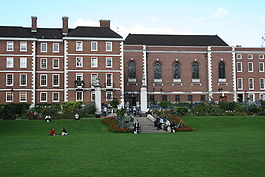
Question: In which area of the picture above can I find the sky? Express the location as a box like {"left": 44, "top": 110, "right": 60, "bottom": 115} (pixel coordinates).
{"left": 1, "top": 0, "right": 265, "bottom": 47}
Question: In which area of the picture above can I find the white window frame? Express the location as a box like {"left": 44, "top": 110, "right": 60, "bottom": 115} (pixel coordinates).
{"left": 260, "top": 93, "right": 265, "bottom": 101}
{"left": 19, "top": 92, "right": 27, "bottom": 102}
{"left": 20, "top": 42, "right": 27, "bottom": 52}
{"left": 76, "top": 91, "right": 83, "bottom": 101}
{"left": 52, "top": 58, "right": 59, "bottom": 69}
{"left": 6, "top": 57, "right": 14, "bottom": 68}
{"left": 248, "top": 62, "right": 253, "bottom": 72}
{"left": 106, "top": 91, "right": 113, "bottom": 101}
{"left": 259, "top": 62, "right": 264, "bottom": 72}
{"left": 260, "top": 78, "right": 265, "bottom": 90}
{"left": 259, "top": 54, "right": 264, "bottom": 60}
{"left": 91, "top": 91, "right": 95, "bottom": 101}
{"left": 20, "top": 74, "right": 27, "bottom": 86}
{"left": 91, "top": 41, "right": 98, "bottom": 51}
{"left": 106, "top": 42, "right": 112, "bottom": 51}
{"left": 76, "top": 41, "right": 83, "bottom": 51}
{"left": 76, "top": 57, "right": 83, "bottom": 67}
{"left": 91, "top": 73, "right": 98, "bottom": 87}
{"left": 106, "top": 57, "right": 112, "bottom": 68}
{"left": 237, "top": 78, "right": 243, "bottom": 90}
{"left": 106, "top": 73, "right": 113, "bottom": 88}
{"left": 52, "top": 92, "right": 60, "bottom": 102}
{"left": 247, "top": 54, "right": 253, "bottom": 59}
{"left": 20, "top": 57, "right": 27, "bottom": 68}
{"left": 6, "top": 92, "right": 13, "bottom": 102}
{"left": 40, "top": 92, "right": 47, "bottom": 102}
{"left": 53, "top": 43, "right": 59, "bottom": 53}
{"left": 41, "top": 43, "right": 47, "bottom": 52}
{"left": 248, "top": 78, "right": 254, "bottom": 90}
{"left": 237, "top": 62, "right": 242, "bottom": 72}
{"left": 91, "top": 57, "right": 98, "bottom": 68}
{"left": 40, "top": 74, "right": 47, "bottom": 87}
{"left": 248, "top": 93, "right": 255, "bottom": 102}
{"left": 52, "top": 74, "right": 60, "bottom": 87}
{"left": 76, "top": 73, "right": 83, "bottom": 81}
{"left": 40, "top": 58, "right": 47, "bottom": 69}
{"left": 7, "top": 41, "right": 14, "bottom": 51}
{"left": 236, "top": 54, "right": 242, "bottom": 59}
{"left": 6, "top": 74, "right": 13, "bottom": 86}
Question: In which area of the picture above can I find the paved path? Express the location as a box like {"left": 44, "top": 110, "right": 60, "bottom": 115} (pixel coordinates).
{"left": 136, "top": 117, "right": 165, "bottom": 134}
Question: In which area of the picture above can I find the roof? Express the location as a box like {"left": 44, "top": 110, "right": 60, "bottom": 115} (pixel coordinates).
{"left": 124, "top": 34, "right": 229, "bottom": 46}
{"left": 0, "top": 26, "right": 122, "bottom": 39}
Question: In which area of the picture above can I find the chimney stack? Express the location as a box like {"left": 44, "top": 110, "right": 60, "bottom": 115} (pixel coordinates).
{"left": 100, "top": 20, "right": 110, "bottom": 28}
{"left": 62, "top": 16, "right": 69, "bottom": 35}
{"left": 31, "top": 16, "right": 37, "bottom": 32}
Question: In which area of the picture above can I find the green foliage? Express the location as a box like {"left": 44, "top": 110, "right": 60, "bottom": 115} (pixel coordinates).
{"left": 191, "top": 103, "right": 224, "bottom": 116}
{"left": 62, "top": 101, "right": 82, "bottom": 113}
{"left": 79, "top": 102, "right": 96, "bottom": 118}
{"left": 158, "top": 100, "right": 172, "bottom": 109}
{"left": 116, "top": 108, "right": 127, "bottom": 118}
{"left": 244, "top": 104, "right": 260, "bottom": 115}
{"left": 219, "top": 101, "right": 236, "bottom": 111}
{"left": 35, "top": 104, "right": 61, "bottom": 118}
{"left": 176, "top": 107, "right": 188, "bottom": 116}
{"left": 110, "top": 99, "right": 120, "bottom": 109}
{"left": 0, "top": 103, "right": 31, "bottom": 120}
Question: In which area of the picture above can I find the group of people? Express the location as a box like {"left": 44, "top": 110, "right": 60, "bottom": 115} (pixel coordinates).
{"left": 133, "top": 118, "right": 140, "bottom": 134}
{"left": 49, "top": 128, "right": 68, "bottom": 136}
{"left": 154, "top": 117, "right": 175, "bottom": 133}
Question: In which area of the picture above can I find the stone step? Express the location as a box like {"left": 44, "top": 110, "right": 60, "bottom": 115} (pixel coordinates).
{"left": 136, "top": 116, "right": 168, "bottom": 134}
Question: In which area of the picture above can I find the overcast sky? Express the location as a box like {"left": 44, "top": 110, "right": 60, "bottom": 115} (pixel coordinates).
{"left": 1, "top": 0, "right": 265, "bottom": 47}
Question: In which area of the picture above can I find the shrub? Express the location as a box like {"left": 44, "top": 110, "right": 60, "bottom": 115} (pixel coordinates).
{"left": 158, "top": 101, "right": 172, "bottom": 109}
{"left": 101, "top": 116, "right": 133, "bottom": 133}
{"left": 35, "top": 104, "right": 61, "bottom": 119}
{"left": 79, "top": 102, "right": 96, "bottom": 118}
{"left": 219, "top": 102, "right": 236, "bottom": 112}
{"left": 0, "top": 103, "right": 31, "bottom": 120}
{"left": 244, "top": 105, "right": 260, "bottom": 115}
{"left": 110, "top": 99, "right": 120, "bottom": 109}
{"left": 176, "top": 107, "right": 188, "bottom": 116}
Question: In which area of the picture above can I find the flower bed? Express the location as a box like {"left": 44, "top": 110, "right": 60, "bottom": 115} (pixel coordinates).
{"left": 165, "top": 114, "right": 193, "bottom": 132}
{"left": 101, "top": 116, "right": 132, "bottom": 133}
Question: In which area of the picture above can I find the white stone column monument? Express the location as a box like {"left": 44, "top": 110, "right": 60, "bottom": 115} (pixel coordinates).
{"left": 140, "top": 76, "right": 148, "bottom": 114}
{"left": 94, "top": 78, "right": 102, "bottom": 115}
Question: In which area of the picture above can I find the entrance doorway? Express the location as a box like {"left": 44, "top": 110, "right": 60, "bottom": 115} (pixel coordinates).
{"left": 129, "top": 96, "right": 136, "bottom": 107}
{"left": 237, "top": 94, "right": 243, "bottom": 102}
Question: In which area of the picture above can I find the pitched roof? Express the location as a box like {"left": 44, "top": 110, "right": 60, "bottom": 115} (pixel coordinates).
{"left": 124, "top": 34, "right": 229, "bottom": 46}
{"left": 0, "top": 26, "right": 122, "bottom": 39}
{"left": 67, "top": 26, "right": 122, "bottom": 38}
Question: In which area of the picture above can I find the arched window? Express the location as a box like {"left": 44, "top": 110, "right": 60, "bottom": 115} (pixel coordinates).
{"left": 154, "top": 61, "right": 162, "bottom": 79}
{"left": 218, "top": 61, "right": 226, "bottom": 79}
{"left": 192, "top": 62, "right": 200, "bottom": 79}
{"left": 173, "top": 62, "right": 181, "bottom": 79}
{"left": 128, "top": 61, "right": 136, "bottom": 79}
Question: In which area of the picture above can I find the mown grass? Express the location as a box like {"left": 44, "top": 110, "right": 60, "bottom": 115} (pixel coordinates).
{"left": 0, "top": 116, "right": 265, "bottom": 177}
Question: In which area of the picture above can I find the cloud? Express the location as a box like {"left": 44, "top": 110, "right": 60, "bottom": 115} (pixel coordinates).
{"left": 73, "top": 18, "right": 200, "bottom": 38}
{"left": 212, "top": 8, "right": 229, "bottom": 19}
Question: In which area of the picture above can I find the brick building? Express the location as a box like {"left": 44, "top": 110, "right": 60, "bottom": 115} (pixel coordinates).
{"left": 1, "top": 17, "right": 265, "bottom": 114}
{"left": 123, "top": 34, "right": 265, "bottom": 111}
{"left": 0, "top": 17, "right": 124, "bottom": 109}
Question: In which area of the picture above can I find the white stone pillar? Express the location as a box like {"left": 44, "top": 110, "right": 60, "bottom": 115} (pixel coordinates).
{"left": 140, "top": 85, "right": 148, "bottom": 114}
{"left": 94, "top": 79, "right": 102, "bottom": 115}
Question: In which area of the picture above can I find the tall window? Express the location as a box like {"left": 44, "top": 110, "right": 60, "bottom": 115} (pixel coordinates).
{"left": 249, "top": 78, "right": 254, "bottom": 90}
{"left": 20, "top": 74, "right": 27, "bottom": 86}
{"left": 6, "top": 74, "right": 13, "bottom": 86}
{"left": 218, "top": 61, "right": 226, "bottom": 79}
{"left": 259, "top": 62, "right": 264, "bottom": 72}
{"left": 128, "top": 61, "right": 136, "bottom": 79}
{"left": 40, "top": 74, "right": 47, "bottom": 87}
{"left": 40, "top": 92, "right": 47, "bottom": 102}
{"left": 237, "top": 62, "right": 242, "bottom": 72}
{"left": 53, "top": 43, "right": 59, "bottom": 53}
{"left": 19, "top": 92, "right": 27, "bottom": 102}
{"left": 7, "top": 41, "right": 13, "bottom": 51}
{"left": 106, "top": 42, "right": 112, "bottom": 51}
{"left": 53, "top": 59, "right": 59, "bottom": 69}
{"left": 106, "top": 74, "right": 113, "bottom": 87}
{"left": 154, "top": 61, "right": 162, "bottom": 79}
{"left": 91, "top": 74, "right": 98, "bottom": 86}
{"left": 248, "top": 62, "right": 253, "bottom": 72}
{"left": 173, "top": 62, "right": 181, "bottom": 79}
{"left": 20, "top": 58, "right": 27, "bottom": 68}
{"left": 76, "top": 41, "right": 83, "bottom": 51}
{"left": 237, "top": 78, "right": 243, "bottom": 90}
{"left": 52, "top": 92, "right": 59, "bottom": 102}
{"left": 20, "top": 42, "right": 27, "bottom": 52}
{"left": 260, "top": 78, "right": 265, "bottom": 90}
{"left": 41, "top": 43, "right": 47, "bottom": 52}
{"left": 52, "top": 74, "right": 59, "bottom": 87}
{"left": 6, "top": 92, "right": 13, "bottom": 102}
{"left": 6, "top": 57, "right": 14, "bottom": 68}
{"left": 91, "top": 41, "right": 98, "bottom": 51}
{"left": 192, "top": 62, "right": 199, "bottom": 79}
{"left": 106, "top": 57, "right": 112, "bottom": 68}
{"left": 40, "top": 58, "right": 47, "bottom": 69}
{"left": 76, "top": 91, "right": 83, "bottom": 101}
{"left": 76, "top": 57, "right": 83, "bottom": 67}
{"left": 91, "top": 57, "right": 98, "bottom": 67}
{"left": 106, "top": 91, "right": 113, "bottom": 101}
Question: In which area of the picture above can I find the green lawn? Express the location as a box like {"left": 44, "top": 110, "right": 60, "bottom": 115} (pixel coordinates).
{"left": 0, "top": 116, "right": 265, "bottom": 177}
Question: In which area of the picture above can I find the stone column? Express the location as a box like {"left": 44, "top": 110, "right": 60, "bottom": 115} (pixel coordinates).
{"left": 94, "top": 78, "right": 102, "bottom": 115}
{"left": 140, "top": 76, "right": 148, "bottom": 114}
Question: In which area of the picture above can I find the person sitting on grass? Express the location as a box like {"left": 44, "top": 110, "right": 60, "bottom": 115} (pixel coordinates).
{"left": 61, "top": 128, "right": 68, "bottom": 136}
{"left": 49, "top": 128, "right": 56, "bottom": 136}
